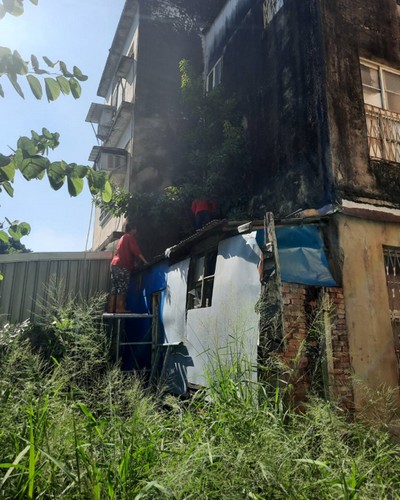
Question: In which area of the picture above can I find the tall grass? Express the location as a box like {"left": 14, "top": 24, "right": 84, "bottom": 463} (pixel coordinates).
{"left": 0, "top": 295, "right": 399, "bottom": 498}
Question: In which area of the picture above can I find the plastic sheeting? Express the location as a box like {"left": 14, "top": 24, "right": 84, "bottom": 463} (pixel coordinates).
{"left": 275, "top": 225, "right": 336, "bottom": 286}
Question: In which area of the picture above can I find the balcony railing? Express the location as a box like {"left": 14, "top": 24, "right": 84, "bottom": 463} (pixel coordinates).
{"left": 365, "top": 104, "right": 400, "bottom": 163}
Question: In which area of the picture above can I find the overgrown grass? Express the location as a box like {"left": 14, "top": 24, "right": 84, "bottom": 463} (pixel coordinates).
{"left": 0, "top": 296, "right": 400, "bottom": 499}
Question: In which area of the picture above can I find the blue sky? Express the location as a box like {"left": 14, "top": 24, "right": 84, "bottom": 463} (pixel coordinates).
{"left": 0, "top": 0, "right": 125, "bottom": 251}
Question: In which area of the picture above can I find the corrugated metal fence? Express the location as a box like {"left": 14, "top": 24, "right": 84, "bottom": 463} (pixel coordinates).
{"left": 0, "top": 252, "right": 112, "bottom": 324}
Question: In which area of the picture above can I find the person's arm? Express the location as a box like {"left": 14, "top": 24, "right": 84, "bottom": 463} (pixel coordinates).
{"left": 127, "top": 235, "right": 148, "bottom": 265}
{"left": 138, "top": 253, "right": 148, "bottom": 265}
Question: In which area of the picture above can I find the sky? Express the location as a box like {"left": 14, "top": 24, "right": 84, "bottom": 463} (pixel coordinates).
{"left": 0, "top": 0, "right": 126, "bottom": 252}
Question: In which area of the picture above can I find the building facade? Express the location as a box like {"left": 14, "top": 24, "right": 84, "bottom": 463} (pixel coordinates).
{"left": 87, "top": 0, "right": 224, "bottom": 255}
{"left": 200, "top": 0, "right": 400, "bottom": 410}
{"left": 89, "top": 0, "right": 400, "bottom": 410}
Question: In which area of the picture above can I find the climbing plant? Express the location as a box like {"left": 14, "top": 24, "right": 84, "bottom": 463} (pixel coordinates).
{"left": 177, "top": 59, "right": 252, "bottom": 218}
{"left": 97, "top": 59, "right": 252, "bottom": 244}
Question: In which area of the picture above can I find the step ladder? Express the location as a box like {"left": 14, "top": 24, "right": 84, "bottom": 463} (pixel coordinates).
{"left": 102, "top": 312, "right": 155, "bottom": 364}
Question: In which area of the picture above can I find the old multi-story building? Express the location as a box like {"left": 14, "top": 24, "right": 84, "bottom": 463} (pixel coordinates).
{"left": 88, "top": 0, "right": 400, "bottom": 411}
{"left": 86, "top": 0, "right": 224, "bottom": 255}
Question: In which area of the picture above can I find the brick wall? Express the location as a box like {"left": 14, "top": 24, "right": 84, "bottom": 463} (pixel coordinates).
{"left": 280, "top": 283, "right": 354, "bottom": 410}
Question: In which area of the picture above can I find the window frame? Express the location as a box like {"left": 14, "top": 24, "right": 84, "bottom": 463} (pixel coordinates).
{"left": 206, "top": 58, "right": 223, "bottom": 93}
{"left": 360, "top": 58, "right": 400, "bottom": 113}
{"left": 186, "top": 249, "right": 218, "bottom": 310}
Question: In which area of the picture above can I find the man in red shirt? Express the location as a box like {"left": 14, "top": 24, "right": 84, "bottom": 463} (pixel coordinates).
{"left": 107, "top": 223, "right": 148, "bottom": 313}
{"left": 191, "top": 198, "right": 217, "bottom": 230}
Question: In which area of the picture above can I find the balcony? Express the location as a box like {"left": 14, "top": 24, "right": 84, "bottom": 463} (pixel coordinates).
{"left": 365, "top": 104, "right": 400, "bottom": 163}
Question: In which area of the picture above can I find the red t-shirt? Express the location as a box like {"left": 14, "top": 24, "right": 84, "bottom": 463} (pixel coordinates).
{"left": 191, "top": 199, "right": 216, "bottom": 215}
{"left": 111, "top": 233, "right": 142, "bottom": 272}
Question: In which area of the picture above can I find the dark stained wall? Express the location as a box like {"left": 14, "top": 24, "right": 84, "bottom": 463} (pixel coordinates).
{"left": 219, "top": 0, "right": 332, "bottom": 217}
{"left": 321, "top": 0, "right": 400, "bottom": 205}
{"left": 132, "top": 0, "right": 222, "bottom": 256}
{"left": 211, "top": 0, "right": 400, "bottom": 214}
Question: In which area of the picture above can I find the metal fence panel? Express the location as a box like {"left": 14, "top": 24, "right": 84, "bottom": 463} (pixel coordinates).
{"left": 0, "top": 252, "right": 112, "bottom": 324}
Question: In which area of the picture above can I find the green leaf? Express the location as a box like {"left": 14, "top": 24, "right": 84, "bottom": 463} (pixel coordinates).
{"left": 73, "top": 66, "right": 88, "bottom": 82}
{"left": 0, "top": 83, "right": 4, "bottom": 98}
{"left": 30, "top": 54, "right": 39, "bottom": 70}
{"left": 11, "top": 51, "right": 28, "bottom": 75}
{"left": 18, "top": 222, "right": 31, "bottom": 236}
{"left": 2, "top": 181, "right": 14, "bottom": 197}
{"left": 7, "top": 73, "right": 24, "bottom": 98}
{"left": 56, "top": 76, "right": 70, "bottom": 95}
{"left": 7, "top": 222, "right": 31, "bottom": 241}
{"left": 59, "top": 61, "right": 73, "bottom": 78}
{"left": 48, "top": 161, "right": 67, "bottom": 190}
{"left": 27, "top": 75, "right": 42, "bottom": 99}
{"left": 0, "top": 231, "right": 9, "bottom": 243}
{"left": 77, "top": 402, "right": 97, "bottom": 423}
{"left": 0, "top": 154, "right": 11, "bottom": 167}
{"left": 67, "top": 175, "right": 84, "bottom": 197}
{"left": 29, "top": 0, "right": 38, "bottom": 5}
{"left": 44, "top": 77, "right": 60, "bottom": 101}
{"left": 19, "top": 156, "right": 49, "bottom": 180}
{"left": 101, "top": 180, "right": 113, "bottom": 203}
{"left": 8, "top": 225, "right": 21, "bottom": 241}
{"left": 42, "top": 55, "right": 56, "bottom": 68}
{"left": 17, "top": 136, "right": 38, "bottom": 156}
{"left": 3, "top": 0, "right": 24, "bottom": 16}
{"left": 0, "top": 47, "right": 12, "bottom": 58}
{"left": 0, "top": 162, "right": 15, "bottom": 181}
{"left": 70, "top": 164, "right": 88, "bottom": 178}
{"left": 69, "top": 77, "right": 81, "bottom": 99}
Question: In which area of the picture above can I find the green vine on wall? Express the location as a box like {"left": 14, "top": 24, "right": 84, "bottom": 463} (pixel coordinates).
{"left": 96, "top": 59, "right": 253, "bottom": 238}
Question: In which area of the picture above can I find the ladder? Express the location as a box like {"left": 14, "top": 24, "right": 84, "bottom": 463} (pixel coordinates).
{"left": 102, "top": 312, "right": 155, "bottom": 365}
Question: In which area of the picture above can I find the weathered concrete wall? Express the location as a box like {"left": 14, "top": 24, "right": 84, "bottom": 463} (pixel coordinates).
{"left": 321, "top": 0, "right": 400, "bottom": 206}
{"left": 216, "top": 0, "right": 332, "bottom": 217}
{"left": 131, "top": 0, "right": 223, "bottom": 256}
{"left": 337, "top": 214, "right": 400, "bottom": 410}
{"left": 133, "top": 0, "right": 225, "bottom": 195}
{"left": 209, "top": 0, "right": 400, "bottom": 213}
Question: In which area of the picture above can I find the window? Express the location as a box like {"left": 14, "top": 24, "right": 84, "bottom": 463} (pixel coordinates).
{"left": 187, "top": 249, "right": 218, "bottom": 309}
{"left": 361, "top": 60, "right": 400, "bottom": 162}
{"left": 206, "top": 58, "right": 223, "bottom": 92}
{"left": 263, "top": 0, "right": 284, "bottom": 27}
{"left": 361, "top": 62, "right": 400, "bottom": 113}
{"left": 383, "top": 247, "right": 400, "bottom": 369}
{"left": 99, "top": 208, "right": 112, "bottom": 227}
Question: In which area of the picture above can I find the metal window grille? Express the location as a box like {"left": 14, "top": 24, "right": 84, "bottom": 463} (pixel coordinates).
{"left": 384, "top": 247, "right": 400, "bottom": 368}
{"left": 365, "top": 104, "right": 400, "bottom": 163}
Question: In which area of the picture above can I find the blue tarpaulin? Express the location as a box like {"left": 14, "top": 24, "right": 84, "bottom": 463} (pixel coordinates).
{"left": 275, "top": 225, "right": 336, "bottom": 286}
{"left": 123, "top": 261, "right": 168, "bottom": 371}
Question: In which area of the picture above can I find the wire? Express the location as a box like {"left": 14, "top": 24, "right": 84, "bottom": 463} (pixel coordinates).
{"left": 85, "top": 198, "right": 95, "bottom": 252}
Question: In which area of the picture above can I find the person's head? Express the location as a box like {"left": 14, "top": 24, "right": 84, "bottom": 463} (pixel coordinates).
{"left": 125, "top": 222, "right": 137, "bottom": 234}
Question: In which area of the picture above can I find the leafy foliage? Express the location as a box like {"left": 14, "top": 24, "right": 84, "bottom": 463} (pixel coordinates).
{"left": 0, "top": 0, "right": 38, "bottom": 20}
{"left": 0, "top": 0, "right": 113, "bottom": 279}
{"left": 96, "top": 60, "right": 252, "bottom": 248}
{"left": 0, "top": 1, "right": 87, "bottom": 100}
{"left": 0, "top": 128, "right": 112, "bottom": 202}
{"left": 0, "top": 218, "right": 31, "bottom": 260}
{"left": 0, "top": 47, "right": 87, "bottom": 100}
{"left": 178, "top": 59, "right": 253, "bottom": 218}
{"left": 0, "top": 299, "right": 400, "bottom": 498}
{"left": 0, "top": 234, "right": 31, "bottom": 254}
